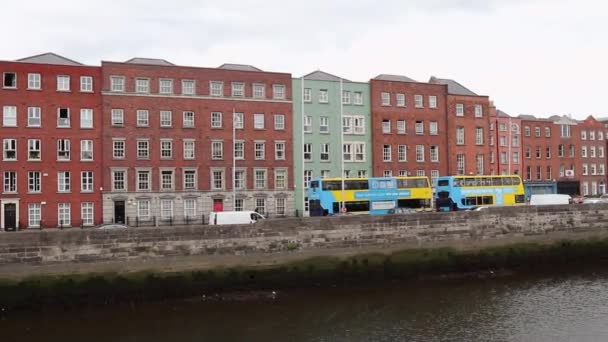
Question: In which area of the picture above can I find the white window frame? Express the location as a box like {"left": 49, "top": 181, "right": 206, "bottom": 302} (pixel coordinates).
{"left": 160, "top": 139, "right": 173, "bottom": 159}
{"left": 136, "top": 110, "right": 149, "bottom": 127}
{"left": 111, "top": 109, "right": 124, "bottom": 126}
{"left": 80, "top": 109, "right": 93, "bottom": 129}
{"left": 159, "top": 79, "right": 173, "bottom": 94}
{"left": 456, "top": 104, "right": 464, "bottom": 116}
{"left": 182, "top": 80, "right": 195, "bottom": 95}
{"left": 57, "top": 108, "right": 70, "bottom": 128}
{"left": 58, "top": 203, "right": 71, "bottom": 227}
{"left": 81, "top": 171, "right": 94, "bottom": 192}
{"left": 57, "top": 75, "right": 70, "bottom": 91}
{"left": 275, "top": 141, "right": 286, "bottom": 160}
{"left": 416, "top": 145, "right": 425, "bottom": 162}
{"left": 57, "top": 139, "right": 71, "bottom": 161}
{"left": 183, "top": 111, "right": 195, "bottom": 128}
{"left": 255, "top": 141, "right": 265, "bottom": 160}
{"left": 396, "top": 93, "right": 405, "bottom": 107}
{"left": 273, "top": 84, "right": 286, "bottom": 99}
{"left": 320, "top": 116, "right": 329, "bottom": 133}
{"left": 253, "top": 83, "right": 265, "bottom": 98}
{"left": 183, "top": 139, "right": 195, "bottom": 160}
{"left": 274, "top": 114, "right": 285, "bottom": 130}
{"left": 414, "top": 95, "right": 423, "bottom": 108}
{"left": 231, "top": 82, "right": 244, "bottom": 97}
{"left": 3, "top": 138, "right": 16, "bottom": 161}
{"left": 80, "top": 140, "right": 93, "bottom": 161}
{"left": 254, "top": 113, "right": 265, "bottom": 129}
{"left": 57, "top": 171, "right": 71, "bottom": 192}
{"left": 113, "top": 139, "right": 125, "bottom": 159}
{"left": 110, "top": 76, "right": 125, "bottom": 92}
{"left": 28, "top": 203, "right": 41, "bottom": 228}
{"left": 183, "top": 169, "right": 197, "bottom": 190}
{"left": 429, "top": 95, "right": 437, "bottom": 109}
{"left": 160, "top": 110, "right": 172, "bottom": 127}
{"left": 28, "top": 139, "right": 41, "bottom": 161}
{"left": 211, "top": 112, "right": 223, "bottom": 128}
{"left": 28, "top": 73, "right": 41, "bottom": 90}
{"left": 81, "top": 202, "right": 94, "bottom": 226}
{"left": 27, "top": 107, "right": 41, "bottom": 127}
{"left": 381, "top": 92, "right": 390, "bottom": 106}
{"left": 383, "top": 144, "right": 391, "bottom": 162}
{"left": 137, "top": 170, "right": 150, "bottom": 191}
{"left": 318, "top": 89, "right": 329, "bottom": 103}
{"left": 28, "top": 171, "right": 41, "bottom": 193}
{"left": 80, "top": 76, "right": 93, "bottom": 92}
{"left": 135, "top": 78, "right": 150, "bottom": 93}
{"left": 212, "top": 141, "right": 223, "bottom": 160}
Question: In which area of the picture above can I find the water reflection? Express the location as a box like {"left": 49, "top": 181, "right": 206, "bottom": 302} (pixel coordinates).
{"left": 3, "top": 267, "right": 608, "bottom": 341}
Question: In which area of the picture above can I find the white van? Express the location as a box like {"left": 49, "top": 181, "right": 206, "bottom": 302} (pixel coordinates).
{"left": 529, "top": 194, "right": 572, "bottom": 206}
{"left": 209, "top": 211, "right": 265, "bottom": 225}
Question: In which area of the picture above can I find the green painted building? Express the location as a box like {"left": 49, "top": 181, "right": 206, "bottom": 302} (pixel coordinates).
{"left": 292, "top": 71, "right": 372, "bottom": 216}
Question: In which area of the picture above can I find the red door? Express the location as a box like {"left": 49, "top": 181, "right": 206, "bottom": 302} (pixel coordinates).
{"left": 213, "top": 199, "right": 224, "bottom": 212}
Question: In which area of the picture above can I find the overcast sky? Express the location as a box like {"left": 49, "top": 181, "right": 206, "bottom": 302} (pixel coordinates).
{"left": 4, "top": 0, "right": 607, "bottom": 119}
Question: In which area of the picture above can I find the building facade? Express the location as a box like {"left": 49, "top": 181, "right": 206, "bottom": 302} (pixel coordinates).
{"left": 492, "top": 110, "right": 522, "bottom": 176}
{"left": 0, "top": 53, "right": 103, "bottom": 230}
{"left": 578, "top": 116, "right": 607, "bottom": 195}
{"left": 100, "top": 59, "right": 294, "bottom": 225}
{"left": 370, "top": 74, "right": 448, "bottom": 184}
{"left": 292, "top": 71, "right": 372, "bottom": 216}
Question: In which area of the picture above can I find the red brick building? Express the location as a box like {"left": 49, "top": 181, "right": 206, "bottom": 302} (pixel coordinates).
{"left": 370, "top": 74, "right": 448, "bottom": 184}
{"left": 492, "top": 109, "right": 522, "bottom": 176}
{"left": 577, "top": 116, "right": 607, "bottom": 195}
{"left": 0, "top": 53, "right": 103, "bottom": 230}
{"left": 429, "top": 77, "right": 492, "bottom": 176}
{"left": 100, "top": 58, "right": 293, "bottom": 225}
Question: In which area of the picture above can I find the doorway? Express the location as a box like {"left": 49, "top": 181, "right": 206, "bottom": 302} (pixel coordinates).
{"left": 4, "top": 203, "right": 17, "bottom": 231}
{"left": 213, "top": 199, "right": 224, "bottom": 212}
{"left": 114, "top": 201, "right": 125, "bottom": 224}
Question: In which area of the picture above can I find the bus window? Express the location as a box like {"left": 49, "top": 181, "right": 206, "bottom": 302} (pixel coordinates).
{"left": 345, "top": 180, "right": 369, "bottom": 190}
{"left": 322, "top": 180, "right": 342, "bottom": 191}
{"left": 465, "top": 178, "right": 476, "bottom": 187}
{"left": 503, "top": 177, "right": 513, "bottom": 186}
{"left": 510, "top": 177, "right": 521, "bottom": 185}
{"left": 453, "top": 178, "right": 464, "bottom": 187}
{"left": 483, "top": 177, "right": 493, "bottom": 186}
{"left": 311, "top": 180, "right": 319, "bottom": 189}
{"left": 437, "top": 179, "right": 450, "bottom": 187}
{"left": 492, "top": 178, "right": 503, "bottom": 186}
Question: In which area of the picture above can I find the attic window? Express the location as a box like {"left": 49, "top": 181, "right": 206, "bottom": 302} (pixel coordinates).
{"left": 3, "top": 72, "right": 16, "bottom": 88}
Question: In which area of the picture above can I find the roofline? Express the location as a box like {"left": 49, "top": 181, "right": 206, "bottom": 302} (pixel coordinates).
{"left": 101, "top": 60, "right": 291, "bottom": 76}
{"left": 369, "top": 78, "right": 450, "bottom": 88}
{"left": 292, "top": 77, "right": 369, "bottom": 85}
{"left": 0, "top": 58, "right": 99, "bottom": 68}
{"left": 15, "top": 52, "right": 86, "bottom": 66}
{"left": 124, "top": 57, "right": 175, "bottom": 66}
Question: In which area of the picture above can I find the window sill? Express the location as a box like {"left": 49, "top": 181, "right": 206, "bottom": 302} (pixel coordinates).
{"left": 57, "top": 192, "right": 72, "bottom": 194}
{"left": 56, "top": 90, "right": 71, "bottom": 93}
{"left": 57, "top": 159, "right": 71, "bottom": 162}
{"left": 80, "top": 160, "right": 94, "bottom": 162}
{"left": 27, "top": 88, "right": 42, "bottom": 91}
{"left": 2, "top": 159, "right": 17, "bottom": 162}
{"left": 27, "top": 159, "right": 42, "bottom": 162}
{"left": 112, "top": 124, "right": 125, "bottom": 127}
{"left": 27, "top": 125, "right": 41, "bottom": 128}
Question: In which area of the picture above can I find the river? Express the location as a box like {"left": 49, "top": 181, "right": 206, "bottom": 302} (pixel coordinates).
{"left": 2, "top": 265, "right": 608, "bottom": 341}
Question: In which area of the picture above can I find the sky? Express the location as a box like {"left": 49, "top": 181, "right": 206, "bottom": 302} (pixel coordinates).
{"left": 4, "top": 0, "right": 607, "bottom": 120}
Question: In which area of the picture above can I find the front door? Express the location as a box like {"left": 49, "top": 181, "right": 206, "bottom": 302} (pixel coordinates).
{"left": 4, "top": 203, "right": 16, "bottom": 231}
{"left": 114, "top": 201, "right": 125, "bottom": 224}
{"left": 213, "top": 199, "right": 224, "bottom": 212}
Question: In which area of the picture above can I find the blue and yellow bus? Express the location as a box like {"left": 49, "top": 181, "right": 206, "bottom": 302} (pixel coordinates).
{"left": 434, "top": 175, "right": 526, "bottom": 211}
{"left": 307, "top": 176, "right": 432, "bottom": 216}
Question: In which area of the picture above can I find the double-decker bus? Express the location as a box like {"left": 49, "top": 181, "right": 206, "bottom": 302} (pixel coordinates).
{"left": 434, "top": 175, "right": 526, "bottom": 211}
{"left": 307, "top": 176, "right": 432, "bottom": 216}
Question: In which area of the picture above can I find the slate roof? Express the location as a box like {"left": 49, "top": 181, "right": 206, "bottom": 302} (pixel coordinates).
{"left": 429, "top": 76, "right": 478, "bottom": 96}
{"left": 497, "top": 109, "right": 511, "bottom": 118}
{"left": 373, "top": 74, "right": 417, "bottom": 82}
{"left": 17, "top": 52, "right": 83, "bottom": 66}
{"left": 518, "top": 114, "right": 540, "bottom": 120}
{"left": 300, "top": 70, "right": 349, "bottom": 82}
{"left": 124, "top": 57, "right": 175, "bottom": 66}
{"left": 218, "top": 63, "right": 262, "bottom": 72}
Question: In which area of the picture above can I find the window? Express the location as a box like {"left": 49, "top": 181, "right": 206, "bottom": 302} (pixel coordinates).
{"left": 112, "top": 170, "right": 125, "bottom": 191}
{"left": 354, "top": 143, "right": 365, "bottom": 161}
{"left": 456, "top": 127, "right": 465, "bottom": 145}
{"left": 354, "top": 92, "right": 363, "bottom": 105}
{"left": 80, "top": 76, "right": 93, "bottom": 92}
{"left": 342, "top": 116, "right": 353, "bottom": 134}
{"left": 558, "top": 144, "right": 564, "bottom": 157}
{"left": 429, "top": 121, "right": 438, "bottom": 135}
{"left": 321, "top": 170, "right": 330, "bottom": 179}
{"left": 304, "top": 170, "right": 312, "bottom": 188}
{"left": 28, "top": 203, "right": 41, "bottom": 227}
{"left": 161, "top": 200, "right": 174, "bottom": 221}
{"left": 275, "top": 169, "right": 287, "bottom": 189}
{"left": 58, "top": 171, "right": 71, "bottom": 192}
{"left": 591, "top": 164, "right": 597, "bottom": 175}
{"left": 255, "top": 169, "right": 267, "bottom": 189}
{"left": 3, "top": 139, "right": 16, "bottom": 160}
{"left": 137, "top": 110, "right": 149, "bottom": 126}
{"left": 343, "top": 144, "right": 352, "bottom": 161}
{"left": 534, "top": 127, "right": 541, "bottom": 137}
{"left": 137, "top": 140, "right": 149, "bottom": 159}
{"left": 275, "top": 141, "right": 285, "bottom": 160}
{"left": 569, "top": 145, "right": 575, "bottom": 157}
{"left": 135, "top": 78, "right": 149, "bottom": 93}
{"left": 590, "top": 131, "right": 596, "bottom": 140}
{"left": 381, "top": 92, "right": 390, "bottom": 106}
{"left": 28, "top": 139, "right": 41, "bottom": 160}
{"left": 234, "top": 140, "right": 244, "bottom": 160}
{"left": 57, "top": 75, "right": 70, "bottom": 91}
{"left": 382, "top": 119, "right": 391, "bottom": 133}
{"left": 80, "top": 109, "right": 93, "bottom": 128}
{"left": 253, "top": 83, "right": 265, "bottom": 98}
{"left": 159, "top": 79, "right": 173, "bottom": 94}
{"left": 160, "top": 111, "right": 172, "bottom": 127}
{"left": 211, "top": 169, "right": 224, "bottom": 189}
{"left": 513, "top": 152, "right": 520, "bottom": 163}
{"left": 318, "top": 89, "right": 329, "bottom": 103}
{"left": 543, "top": 127, "right": 550, "bottom": 137}
{"left": 137, "top": 170, "right": 150, "bottom": 191}
{"left": 233, "top": 199, "right": 244, "bottom": 212}
{"left": 546, "top": 166, "right": 552, "bottom": 179}
{"left": 383, "top": 170, "right": 392, "bottom": 177}
{"left": 476, "top": 155, "right": 484, "bottom": 174}
{"left": 524, "top": 126, "right": 530, "bottom": 136}
{"left": 342, "top": 90, "right": 351, "bottom": 104}
{"left": 398, "top": 145, "right": 407, "bottom": 162}
{"left": 113, "top": 139, "right": 125, "bottom": 159}
{"left": 320, "top": 143, "right": 330, "bottom": 161}
{"left": 273, "top": 84, "right": 285, "bottom": 99}
{"left": 396, "top": 93, "right": 405, "bottom": 107}
{"left": 414, "top": 95, "right": 423, "bottom": 108}
{"left": 182, "top": 80, "right": 195, "bottom": 95}
{"left": 57, "top": 139, "right": 70, "bottom": 160}
{"left": 456, "top": 104, "right": 464, "bottom": 116}
{"left": 254, "top": 113, "right": 265, "bottom": 129}
{"left": 210, "top": 81, "right": 223, "bottom": 96}
{"left": 304, "top": 115, "right": 312, "bottom": 133}
{"left": 275, "top": 198, "right": 286, "bottom": 216}
{"left": 255, "top": 198, "right": 266, "bottom": 214}
{"left": 475, "top": 127, "right": 484, "bottom": 145}
{"left": 28, "top": 172, "right": 41, "bottom": 193}
{"left": 274, "top": 114, "right": 285, "bottom": 130}
{"left": 499, "top": 123, "right": 507, "bottom": 132}
{"left": 319, "top": 116, "right": 329, "bottom": 133}
{"left": 582, "top": 146, "right": 587, "bottom": 158}
{"left": 535, "top": 146, "right": 541, "bottom": 159}
{"left": 599, "top": 131, "right": 604, "bottom": 140}
{"left": 397, "top": 120, "right": 406, "bottom": 134}
{"left": 58, "top": 203, "right": 71, "bottom": 227}
{"left": 3, "top": 171, "right": 16, "bottom": 193}
{"left": 211, "top": 112, "right": 222, "bottom": 128}
{"left": 383, "top": 145, "right": 391, "bottom": 162}
{"left": 354, "top": 117, "right": 365, "bottom": 135}
{"left": 591, "top": 146, "right": 596, "bottom": 158}
{"left": 81, "top": 171, "right": 93, "bottom": 192}
{"left": 183, "top": 199, "right": 197, "bottom": 218}
{"left": 304, "top": 143, "right": 312, "bottom": 161}
{"left": 110, "top": 76, "right": 125, "bottom": 92}
{"left": 600, "top": 164, "right": 606, "bottom": 176}
{"left": 429, "top": 96, "right": 437, "bottom": 108}
{"left": 212, "top": 141, "right": 223, "bottom": 160}
{"left": 430, "top": 145, "right": 439, "bottom": 162}
{"left": 500, "top": 152, "right": 508, "bottom": 164}
{"left": 234, "top": 170, "right": 245, "bottom": 189}
{"left": 137, "top": 200, "right": 151, "bottom": 220}
{"left": 161, "top": 170, "right": 174, "bottom": 190}
{"left": 581, "top": 130, "right": 587, "bottom": 140}
{"left": 412, "top": 120, "right": 424, "bottom": 135}
{"left": 600, "top": 147, "right": 605, "bottom": 158}
{"left": 561, "top": 124, "right": 571, "bottom": 137}
{"left": 358, "top": 170, "right": 368, "bottom": 178}
{"left": 474, "top": 104, "right": 483, "bottom": 117}
{"left": 416, "top": 170, "right": 425, "bottom": 177}
{"left": 183, "top": 111, "right": 195, "bottom": 128}
{"left": 80, "top": 202, "right": 94, "bottom": 226}
{"left": 27, "top": 107, "right": 41, "bottom": 127}
{"left": 181, "top": 139, "right": 195, "bottom": 160}
{"left": 416, "top": 145, "right": 425, "bottom": 162}
{"left": 456, "top": 154, "right": 465, "bottom": 175}
{"left": 255, "top": 141, "right": 265, "bottom": 160}
{"left": 512, "top": 135, "right": 520, "bottom": 147}
{"left": 111, "top": 109, "right": 124, "bottom": 126}
{"left": 28, "top": 73, "right": 41, "bottom": 89}
{"left": 159, "top": 139, "right": 172, "bottom": 159}
{"left": 57, "top": 108, "right": 70, "bottom": 127}
{"left": 80, "top": 140, "right": 93, "bottom": 161}
{"left": 184, "top": 170, "right": 197, "bottom": 190}
{"left": 233, "top": 112, "right": 244, "bottom": 129}
{"left": 231, "top": 82, "right": 244, "bottom": 97}
{"left": 303, "top": 88, "right": 312, "bottom": 102}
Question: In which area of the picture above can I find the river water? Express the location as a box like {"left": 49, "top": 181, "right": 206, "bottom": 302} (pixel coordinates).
{"left": 3, "top": 266, "right": 608, "bottom": 341}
